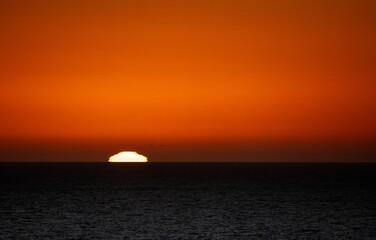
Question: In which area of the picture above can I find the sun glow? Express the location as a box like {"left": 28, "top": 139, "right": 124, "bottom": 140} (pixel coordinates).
{"left": 108, "top": 151, "right": 148, "bottom": 163}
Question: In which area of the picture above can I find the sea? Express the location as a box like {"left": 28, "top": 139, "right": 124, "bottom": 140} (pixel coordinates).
{"left": 1, "top": 163, "right": 376, "bottom": 239}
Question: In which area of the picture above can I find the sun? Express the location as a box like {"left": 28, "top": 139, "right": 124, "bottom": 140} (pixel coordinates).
{"left": 108, "top": 151, "right": 148, "bottom": 163}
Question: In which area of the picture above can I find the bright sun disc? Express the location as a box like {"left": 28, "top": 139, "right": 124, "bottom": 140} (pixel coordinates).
{"left": 109, "top": 151, "right": 148, "bottom": 162}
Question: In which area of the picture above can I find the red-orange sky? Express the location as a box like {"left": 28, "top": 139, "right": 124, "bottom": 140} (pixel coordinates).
{"left": 0, "top": 0, "right": 375, "bottom": 161}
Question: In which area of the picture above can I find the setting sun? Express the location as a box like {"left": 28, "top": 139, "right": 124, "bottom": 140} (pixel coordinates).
{"left": 108, "top": 151, "right": 148, "bottom": 163}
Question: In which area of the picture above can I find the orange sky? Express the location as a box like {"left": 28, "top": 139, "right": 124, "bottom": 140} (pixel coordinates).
{"left": 0, "top": 0, "right": 376, "bottom": 161}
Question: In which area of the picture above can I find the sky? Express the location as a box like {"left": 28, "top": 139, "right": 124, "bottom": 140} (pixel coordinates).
{"left": 0, "top": 0, "right": 375, "bottom": 162}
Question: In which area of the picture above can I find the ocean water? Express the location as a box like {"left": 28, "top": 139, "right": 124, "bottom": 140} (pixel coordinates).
{"left": 1, "top": 163, "right": 376, "bottom": 239}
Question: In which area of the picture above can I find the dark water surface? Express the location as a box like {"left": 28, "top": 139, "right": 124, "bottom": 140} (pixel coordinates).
{"left": 1, "top": 163, "right": 376, "bottom": 239}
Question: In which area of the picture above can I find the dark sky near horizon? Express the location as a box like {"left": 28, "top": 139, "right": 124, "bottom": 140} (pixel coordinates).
{"left": 0, "top": 0, "right": 375, "bottom": 162}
